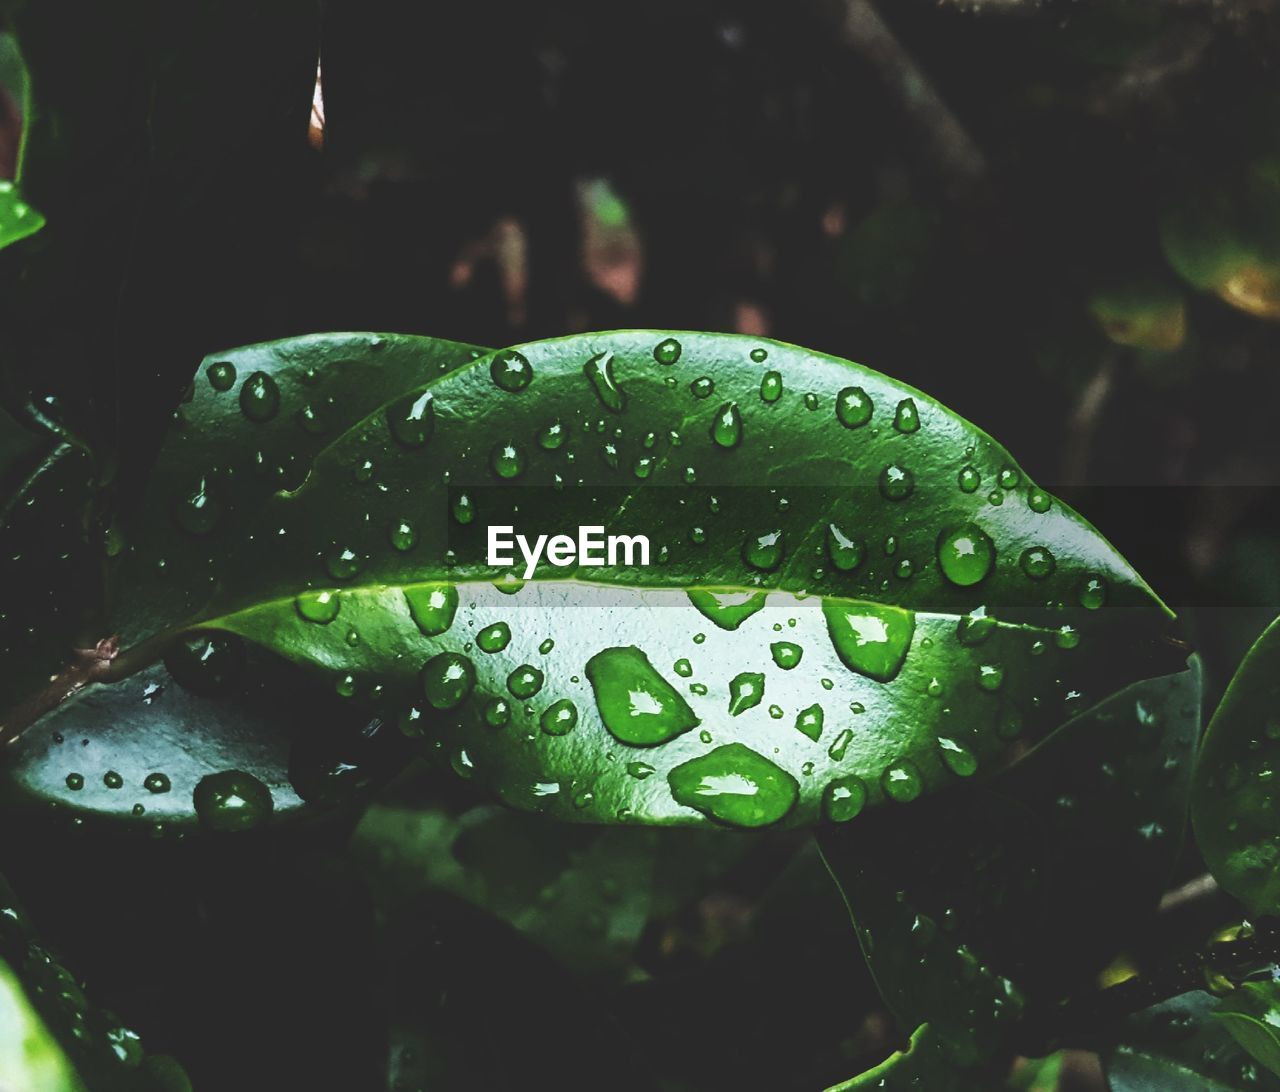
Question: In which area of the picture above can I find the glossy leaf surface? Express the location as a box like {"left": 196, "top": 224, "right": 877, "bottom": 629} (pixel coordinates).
{"left": 0, "top": 178, "right": 43, "bottom": 250}
{"left": 1193, "top": 615, "right": 1280, "bottom": 915}
{"left": 1217, "top": 981, "right": 1280, "bottom": 1080}
{"left": 121, "top": 330, "right": 1183, "bottom": 828}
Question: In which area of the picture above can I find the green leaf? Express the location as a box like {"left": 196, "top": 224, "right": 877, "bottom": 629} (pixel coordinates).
{"left": 0, "top": 178, "right": 43, "bottom": 250}
{"left": 0, "top": 956, "right": 84, "bottom": 1091}
{"left": 1217, "top": 981, "right": 1280, "bottom": 1080}
{"left": 109, "top": 332, "right": 486, "bottom": 653}
{"left": 1107, "top": 991, "right": 1280, "bottom": 1091}
{"left": 116, "top": 330, "right": 1180, "bottom": 829}
{"left": 825, "top": 1025, "right": 978, "bottom": 1091}
{"left": 820, "top": 662, "right": 1201, "bottom": 1062}
{"left": 0, "top": 639, "right": 411, "bottom": 835}
{"left": 1192, "top": 615, "right": 1280, "bottom": 915}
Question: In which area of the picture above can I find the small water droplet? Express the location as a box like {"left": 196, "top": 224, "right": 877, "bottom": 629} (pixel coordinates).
{"left": 324, "top": 544, "right": 364, "bottom": 581}
{"left": 239, "top": 372, "right": 280, "bottom": 422}
{"left": 977, "top": 663, "right": 1005, "bottom": 692}
{"left": 507, "top": 664, "right": 545, "bottom": 699}
{"left": 690, "top": 376, "right": 715, "bottom": 399}
{"left": 728, "top": 672, "right": 765, "bottom": 716}
{"left": 743, "top": 529, "right": 785, "bottom": 571}
{"left": 760, "top": 371, "right": 783, "bottom": 402}
{"left": 770, "top": 641, "right": 803, "bottom": 670}
{"left": 388, "top": 518, "right": 418, "bottom": 551}
{"left": 193, "top": 770, "right": 273, "bottom": 831}
{"left": 958, "top": 466, "right": 980, "bottom": 493}
{"left": 451, "top": 493, "right": 475, "bottom": 525}
{"left": 421, "top": 652, "right": 476, "bottom": 709}
{"left": 386, "top": 389, "right": 435, "bottom": 448}
{"left": 484, "top": 698, "right": 512, "bottom": 728}
{"left": 477, "top": 621, "right": 512, "bottom": 653}
{"left": 405, "top": 584, "right": 458, "bottom": 636}
{"left": 828, "top": 728, "right": 853, "bottom": 762}
{"left": 654, "top": 337, "right": 682, "bottom": 365}
{"left": 893, "top": 398, "right": 920, "bottom": 433}
{"left": 750, "top": 347, "right": 768, "bottom": 363}
{"left": 825, "top": 523, "right": 864, "bottom": 572}
{"left": 206, "top": 361, "right": 236, "bottom": 391}
{"left": 490, "top": 441, "right": 527, "bottom": 479}
{"left": 173, "top": 476, "right": 221, "bottom": 536}
{"left": 956, "top": 605, "right": 996, "bottom": 646}
{"left": 881, "top": 759, "right": 924, "bottom": 803}
{"left": 538, "top": 419, "right": 567, "bottom": 450}
{"left": 491, "top": 349, "right": 533, "bottom": 392}
{"left": 584, "top": 350, "right": 626, "bottom": 412}
{"left": 795, "top": 704, "right": 824, "bottom": 741}
{"left": 1078, "top": 574, "right": 1107, "bottom": 610}
{"left": 823, "top": 776, "right": 867, "bottom": 821}
{"left": 1027, "top": 487, "right": 1051, "bottom": 513}
{"left": 836, "top": 387, "right": 873, "bottom": 429}
{"left": 938, "top": 737, "right": 978, "bottom": 776}
{"left": 711, "top": 402, "right": 743, "bottom": 448}
{"left": 144, "top": 773, "right": 171, "bottom": 794}
{"left": 65, "top": 773, "right": 83, "bottom": 791}
{"left": 1020, "top": 546, "right": 1055, "bottom": 580}
{"left": 879, "top": 464, "right": 914, "bottom": 501}
{"left": 540, "top": 698, "right": 579, "bottom": 736}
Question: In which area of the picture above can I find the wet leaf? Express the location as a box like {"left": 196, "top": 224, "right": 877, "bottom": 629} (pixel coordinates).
{"left": 1192, "top": 616, "right": 1280, "bottom": 915}
{"left": 825, "top": 1025, "right": 976, "bottom": 1091}
{"left": 0, "top": 179, "right": 43, "bottom": 251}
{"left": 1217, "top": 981, "right": 1280, "bottom": 1080}
{"left": 113, "top": 330, "right": 1180, "bottom": 828}
{"left": 820, "top": 662, "right": 1200, "bottom": 1062}
{"left": 1107, "top": 991, "right": 1280, "bottom": 1091}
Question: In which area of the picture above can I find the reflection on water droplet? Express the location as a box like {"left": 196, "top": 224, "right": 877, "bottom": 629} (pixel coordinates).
{"left": 194, "top": 770, "right": 274, "bottom": 832}
{"left": 824, "top": 776, "right": 867, "bottom": 821}
{"left": 711, "top": 402, "right": 743, "bottom": 448}
{"left": 687, "top": 588, "right": 768, "bottom": 630}
{"left": 388, "top": 519, "right": 417, "bottom": 551}
{"left": 654, "top": 337, "right": 682, "bottom": 365}
{"left": 760, "top": 371, "right": 783, "bottom": 402}
{"left": 507, "top": 664, "right": 545, "bottom": 699}
{"left": 1020, "top": 546, "right": 1055, "bottom": 580}
{"left": 667, "top": 743, "right": 799, "bottom": 828}
{"left": 584, "top": 350, "right": 626, "bottom": 412}
{"left": 958, "top": 466, "right": 980, "bottom": 493}
{"left": 207, "top": 361, "right": 236, "bottom": 391}
{"left": 743, "top": 529, "right": 785, "bottom": 571}
{"left": 585, "top": 646, "right": 699, "bottom": 746}
{"left": 405, "top": 584, "right": 458, "bottom": 636}
{"left": 490, "top": 441, "right": 527, "bottom": 479}
{"left": 477, "top": 621, "right": 512, "bottom": 653}
{"left": 936, "top": 523, "right": 995, "bottom": 586}
{"left": 770, "top": 641, "right": 803, "bottom": 669}
{"left": 173, "top": 476, "right": 221, "bottom": 536}
{"left": 540, "top": 698, "right": 579, "bottom": 736}
{"left": 893, "top": 398, "right": 920, "bottom": 433}
{"left": 296, "top": 589, "right": 341, "bottom": 624}
{"left": 836, "top": 387, "right": 873, "bottom": 429}
{"left": 239, "top": 372, "right": 280, "bottom": 422}
{"left": 879, "top": 464, "right": 914, "bottom": 501}
{"left": 822, "top": 600, "right": 915, "bottom": 682}
{"left": 881, "top": 760, "right": 924, "bottom": 803}
{"left": 938, "top": 737, "right": 978, "bottom": 776}
{"left": 728, "top": 672, "right": 765, "bottom": 716}
{"left": 538, "top": 420, "right": 567, "bottom": 450}
{"left": 386, "top": 389, "right": 435, "bottom": 448}
{"left": 825, "top": 523, "right": 864, "bottom": 572}
{"left": 795, "top": 704, "right": 824, "bottom": 741}
{"left": 1078, "top": 574, "right": 1107, "bottom": 610}
{"left": 491, "top": 349, "right": 533, "bottom": 392}
{"left": 421, "top": 652, "right": 476, "bottom": 709}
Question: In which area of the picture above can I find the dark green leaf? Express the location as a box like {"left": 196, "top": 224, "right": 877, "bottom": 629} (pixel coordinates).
{"left": 0, "top": 178, "right": 42, "bottom": 250}
{"left": 1106, "top": 991, "right": 1280, "bottom": 1091}
{"left": 825, "top": 1024, "right": 977, "bottom": 1091}
{"left": 0, "top": 954, "right": 82, "bottom": 1090}
{"left": 1193, "top": 615, "right": 1280, "bottom": 915}
{"left": 122, "top": 330, "right": 1181, "bottom": 828}
{"left": 820, "top": 662, "right": 1200, "bottom": 1061}
{"left": 1216, "top": 981, "right": 1280, "bottom": 1080}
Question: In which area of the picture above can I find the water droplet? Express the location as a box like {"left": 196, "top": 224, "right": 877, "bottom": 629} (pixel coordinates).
{"left": 977, "top": 663, "right": 1005, "bottom": 692}
{"left": 687, "top": 589, "right": 768, "bottom": 630}
{"left": 538, "top": 420, "right": 567, "bottom": 450}
{"left": 879, "top": 464, "right": 914, "bottom": 501}
{"left": 507, "top": 664, "right": 545, "bottom": 699}
{"left": 1027, "top": 487, "right": 1051, "bottom": 513}
{"left": 938, "top": 737, "right": 978, "bottom": 776}
{"left": 958, "top": 466, "right": 980, "bottom": 493}
{"left": 585, "top": 646, "right": 699, "bottom": 745}
{"left": 822, "top": 600, "right": 914, "bottom": 682}
{"left": 956, "top": 605, "right": 996, "bottom": 646}
{"left": 667, "top": 743, "right": 798, "bottom": 828}
{"left": 490, "top": 441, "right": 527, "bottom": 480}
{"left": 711, "top": 402, "right": 743, "bottom": 448}
{"left": 673, "top": 659, "right": 693, "bottom": 678}
{"left": 936, "top": 523, "right": 995, "bottom": 586}
{"left": 824, "top": 776, "right": 867, "bottom": 822}
{"left": 728, "top": 672, "right": 765, "bottom": 716}
{"left": 295, "top": 589, "right": 341, "bottom": 624}
{"left": 207, "top": 361, "right": 236, "bottom": 391}
{"left": 893, "top": 398, "right": 920, "bottom": 433}
{"left": 452, "top": 493, "right": 475, "bottom": 525}
{"left": 690, "top": 376, "right": 715, "bottom": 399}
{"left": 1020, "top": 546, "right": 1056, "bottom": 580}
{"left": 386, "top": 389, "right": 434, "bottom": 448}
{"left": 999, "top": 467, "right": 1021, "bottom": 489}
{"left": 1055, "top": 624, "right": 1080, "bottom": 650}
{"left": 65, "top": 773, "right": 83, "bottom": 791}
{"left": 795, "top": 704, "right": 824, "bottom": 741}
{"left": 828, "top": 728, "right": 853, "bottom": 762}
{"left": 354, "top": 458, "right": 375, "bottom": 483}
{"left": 750, "top": 347, "right": 768, "bottom": 363}
{"left": 405, "top": 584, "right": 458, "bottom": 636}
{"left": 421, "top": 652, "right": 476, "bottom": 709}
{"left": 627, "top": 761, "right": 655, "bottom": 779}
{"left": 477, "top": 621, "right": 512, "bottom": 653}
{"left": 770, "top": 641, "right": 803, "bottom": 670}
{"left": 144, "top": 773, "right": 171, "bottom": 794}
{"left": 484, "top": 698, "right": 512, "bottom": 728}
{"left": 388, "top": 519, "right": 418, "bottom": 551}
{"left": 239, "top": 371, "right": 280, "bottom": 422}
{"left": 881, "top": 759, "right": 924, "bottom": 803}
{"left": 654, "top": 337, "right": 682, "bottom": 365}
{"left": 825, "top": 523, "right": 864, "bottom": 571}
{"left": 760, "top": 371, "right": 783, "bottom": 402}
{"left": 334, "top": 672, "right": 357, "bottom": 697}
{"left": 296, "top": 402, "right": 329, "bottom": 435}
{"left": 324, "top": 544, "right": 364, "bottom": 580}
{"left": 836, "top": 387, "right": 873, "bottom": 429}
{"left": 491, "top": 349, "right": 533, "bottom": 392}
{"left": 173, "top": 476, "right": 221, "bottom": 536}
{"left": 1078, "top": 574, "right": 1107, "bottom": 610}
{"left": 584, "top": 350, "right": 626, "bottom": 412}
{"left": 540, "top": 698, "right": 579, "bottom": 736}
{"left": 194, "top": 770, "right": 274, "bottom": 832}
{"left": 633, "top": 455, "right": 654, "bottom": 479}
{"left": 743, "top": 529, "right": 785, "bottom": 571}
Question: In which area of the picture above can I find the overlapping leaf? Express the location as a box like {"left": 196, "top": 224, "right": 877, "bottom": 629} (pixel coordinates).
{"left": 108, "top": 330, "right": 1182, "bottom": 828}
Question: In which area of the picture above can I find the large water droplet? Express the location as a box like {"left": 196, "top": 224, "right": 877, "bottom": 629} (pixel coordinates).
{"left": 687, "top": 589, "right": 768, "bottom": 630}
{"left": 822, "top": 600, "right": 915, "bottom": 682}
{"left": 824, "top": 776, "right": 867, "bottom": 822}
{"left": 879, "top": 464, "right": 914, "bottom": 501}
{"left": 295, "top": 589, "right": 341, "bottom": 624}
{"left": 654, "top": 337, "right": 682, "bottom": 365}
{"left": 836, "top": 387, "right": 873, "bottom": 429}
{"left": 405, "top": 584, "right": 458, "bottom": 636}
{"left": 239, "top": 372, "right": 280, "bottom": 422}
{"left": 386, "top": 389, "right": 434, "bottom": 448}
{"left": 728, "top": 671, "right": 765, "bottom": 716}
{"left": 194, "top": 770, "right": 274, "bottom": 832}
{"left": 491, "top": 349, "right": 533, "bottom": 392}
{"left": 585, "top": 646, "right": 699, "bottom": 746}
{"left": 743, "top": 529, "right": 785, "bottom": 571}
{"left": 477, "top": 621, "right": 512, "bottom": 653}
{"left": 711, "top": 402, "right": 743, "bottom": 448}
{"left": 490, "top": 441, "right": 527, "bottom": 479}
{"left": 420, "top": 652, "right": 476, "bottom": 709}
{"left": 667, "top": 743, "right": 799, "bottom": 828}
{"left": 881, "top": 759, "right": 924, "bottom": 803}
{"left": 584, "top": 350, "right": 626, "bottom": 412}
{"left": 540, "top": 698, "right": 579, "bottom": 736}
{"left": 206, "top": 361, "right": 236, "bottom": 391}
{"left": 936, "top": 523, "right": 995, "bottom": 586}
{"left": 825, "top": 523, "right": 864, "bottom": 572}
{"left": 795, "top": 704, "right": 824, "bottom": 741}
